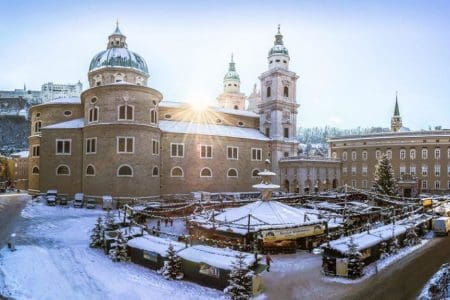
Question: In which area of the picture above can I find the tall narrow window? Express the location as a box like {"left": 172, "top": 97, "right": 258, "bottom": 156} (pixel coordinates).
{"left": 283, "top": 86, "right": 289, "bottom": 97}
{"left": 118, "top": 105, "right": 134, "bottom": 121}
{"left": 265, "top": 127, "right": 270, "bottom": 137}
{"left": 284, "top": 128, "right": 289, "bottom": 139}
{"left": 88, "top": 107, "right": 99, "bottom": 122}
{"left": 152, "top": 140, "right": 160, "bottom": 155}
{"left": 32, "top": 145, "right": 40, "bottom": 157}
{"left": 34, "top": 121, "right": 42, "bottom": 133}
{"left": 435, "top": 148, "right": 441, "bottom": 159}
{"left": 150, "top": 109, "right": 158, "bottom": 124}
{"left": 422, "top": 148, "right": 428, "bottom": 159}
{"left": 86, "top": 138, "right": 97, "bottom": 154}
{"left": 266, "top": 86, "right": 271, "bottom": 97}
{"left": 152, "top": 166, "right": 159, "bottom": 177}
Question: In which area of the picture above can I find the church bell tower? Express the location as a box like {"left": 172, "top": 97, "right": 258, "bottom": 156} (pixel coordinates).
{"left": 258, "top": 26, "right": 299, "bottom": 181}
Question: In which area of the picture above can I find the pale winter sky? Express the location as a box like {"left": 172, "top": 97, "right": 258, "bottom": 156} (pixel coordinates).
{"left": 1, "top": 0, "right": 449, "bottom": 130}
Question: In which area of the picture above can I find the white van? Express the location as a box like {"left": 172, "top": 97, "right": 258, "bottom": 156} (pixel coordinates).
{"left": 73, "top": 193, "right": 84, "bottom": 208}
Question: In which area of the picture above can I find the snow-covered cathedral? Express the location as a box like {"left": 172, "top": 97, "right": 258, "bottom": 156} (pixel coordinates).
{"left": 27, "top": 23, "right": 340, "bottom": 198}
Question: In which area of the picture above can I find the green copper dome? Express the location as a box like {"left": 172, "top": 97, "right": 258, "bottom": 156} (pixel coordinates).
{"left": 268, "top": 25, "right": 289, "bottom": 57}
{"left": 88, "top": 23, "right": 149, "bottom": 75}
{"left": 89, "top": 48, "right": 149, "bottom": 75}
{"left": 223, "top": 54, "right": 240, "bottom": 81}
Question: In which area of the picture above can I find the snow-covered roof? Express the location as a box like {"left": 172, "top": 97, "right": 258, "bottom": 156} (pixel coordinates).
{"left": 194, "top": 200, "right": 324, "bottom": 234}
{"left": 252, "top": 183, "right": 281, "bottom": 189}
{"left": 322, "top": 215, "right": 432, "bottom": 254}
{"left": 127, "top": 235, "right": 185, "bottom": 257}
{"left": 177, "top": 245, "right": 257, "bottom": 270}
{"left": 159, "top": 120, "right": 270, "bottom": 141}
{"left": 10, "top": 150, "right": 29, "bottom": 158}
{"left": 159, "top": 101, "right": 259, "bottom": 118}
{"left": 258, "top": 171, "right": 277, "bottom": 176}
{"left": 46, "top": 97, "right": 81, "bottom": 105}
{"left": 43, "top": 118, "right": 84, "bottom": 129}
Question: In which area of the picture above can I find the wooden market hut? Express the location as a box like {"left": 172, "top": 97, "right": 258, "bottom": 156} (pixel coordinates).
{"left": 177, "top": 245, "right": 266, "bottom": 293}
{"left": 321, "top": 214, "right": 432, "bottom": 278}
{"left": 127, "top": 235, "right": 185, "bottom": 270}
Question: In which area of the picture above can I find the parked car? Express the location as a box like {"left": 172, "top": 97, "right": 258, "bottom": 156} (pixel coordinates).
{"left": 73, "top": 193, "right": 84, "bottom": 208}
{"left": 59, "top": 196, "right": 68, "bottom": 205}
{"left": 102, "top": 195, "right": 113, "bottom": 210}
{"left": 86, "top": 198, "right": 96, "bottom": 209}
{"left": 46, "top": 195, "right": 57, "bottom": 206}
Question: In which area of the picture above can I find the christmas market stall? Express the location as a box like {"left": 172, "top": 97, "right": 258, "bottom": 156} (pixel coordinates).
{"left": 188, "top": 165, "right": 328, "bottom": 253}
{"left": 321, "top": 214, "right": 432, "bottom": 278}
{"left": 127, "top": 235, "right": 185, "bottom": 270}
{"left": 177, "top": 244, "right": 266, "bottom": 293}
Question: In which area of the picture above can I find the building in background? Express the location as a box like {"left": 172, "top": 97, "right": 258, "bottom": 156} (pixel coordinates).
{"left": 41, "top": 81, "right": 83, "bottom": 103}
{"left": 7, "top": 150, "right": 29, "bottom": 190}
{"left": 329, "top": 98, "right": 450, "bottom": 196}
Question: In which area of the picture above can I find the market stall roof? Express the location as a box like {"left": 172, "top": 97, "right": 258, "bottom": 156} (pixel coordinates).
{"left": 127, "top": 235, "right": 185, "bottom": 257}
{"left": 177, "top": 245, "right": 258, "bottom": 270}
{"left": 209, "top": 200, "right": 322, "bottom": 230}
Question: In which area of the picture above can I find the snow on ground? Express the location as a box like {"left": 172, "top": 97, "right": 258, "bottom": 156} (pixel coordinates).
{"left": 0, "top": 201, "right": 225, "bottom": 300}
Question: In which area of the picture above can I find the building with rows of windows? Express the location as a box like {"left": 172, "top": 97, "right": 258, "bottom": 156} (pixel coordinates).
{"left": 27, "top": 24, "right": 336, "bottom": 198}
{"left": 328, "top": 99, "right": 450, "bottom": 196}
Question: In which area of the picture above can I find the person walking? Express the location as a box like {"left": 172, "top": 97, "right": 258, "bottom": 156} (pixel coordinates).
{"left": 266, "top": 254, "right": 273, "bottom": 272}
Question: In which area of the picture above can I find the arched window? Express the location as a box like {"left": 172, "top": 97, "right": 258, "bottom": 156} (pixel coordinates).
{"left": 56, "top": 165, "right": 70, "bottom": 176}
{"left": 150, "top": 109, "right": 158, "bottom": 124}
{"left": 227, "top": 168, "right": 238, "bottom": 177}
{"left": 114, "top": 73, "right": 124, "bottom": 83}
{"left": 252, "top": 169, "right": 259, "bottom": 177}
{"left": 88, "top": 106, "right": 99, "bottom": 122}
{"left": 283, "top": 86, "right": 289, "bottom": 97}
{"left": 86, "top": 165, "right": 95, "bottom": 176}
{"left": 34, "top": 121, "right": 42, "bottom": 133}
{"left": 152, "top": 166, "right": 159, "bottom": 177}
{"left": 118, "top": 105, "right": 134, "bottom": 120}
{"left": 171, "top": 167, "right": 184, "bottom": 177}
{"left": 117, "top": 164, "right": 133, "bottom": 177}
{"left": 32, "top": 166, "right": 39, "bottom": 175}
{"left": 266, "top": 86, "right": 271, "bottom": 97}
{"left": 200, "top": 167, "right": 212, "bottom": 177}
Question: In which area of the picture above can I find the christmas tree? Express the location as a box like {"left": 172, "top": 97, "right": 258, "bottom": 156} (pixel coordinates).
{"left": 104, "top": 210, "right": 117, "bottom": 230}
{"left": 347, "top": 237, "right": 364, "bottom": 279}
{"left": 224, "top": 252, "right": 254, "bottom": 300}
{"left": 109, "top": 232, "right": 129, "bottom": 262}
{"left": 90, "top": 216, "right": 104, "bottom": 248}
{"left": 373, "top": 154, "right": 397, "bottom": 196}
{"left": 158, "top": 243, "right": 183, "bottom": 280}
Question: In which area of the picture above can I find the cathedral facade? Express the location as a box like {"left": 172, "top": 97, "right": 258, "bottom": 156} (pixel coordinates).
{"left": 27, "top": 24, "right": 310, "bottom": 198}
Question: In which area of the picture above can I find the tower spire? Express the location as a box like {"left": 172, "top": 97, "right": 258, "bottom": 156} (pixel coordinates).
{"left": 228, "top": 53, "right": 236, "bottom": 72}
{"left": 394, "top": 91, "right": 400, "bottom": 116}
{"left": 274, "top": 24, "right": 284, "bottom": 45}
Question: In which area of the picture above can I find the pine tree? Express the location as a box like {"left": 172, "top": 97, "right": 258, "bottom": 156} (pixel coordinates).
{"left": 404, "top": 227, "right": 420, "bottom": 246}
{"left": 104, "top": 210, "right": 117, "bottom": 230}
{"left": 158, "top": 243, "right": 183, "bottom": 280}
{"left": 109, "top": 232, "right": 129, "bottom": 262}
{"left": 347, "top": 237, "right": 364, "bottom": 279}
{"left": 224, "top": 252, "right": 254, "bottom": 300}
{"left": 90, "top": 216, "right": 104, "bottom": 248}
{"left": 373, "top": 154, "right": 397, "bottom": 196}
{"left": 379, "top": 241, "right": 389, "bottom": 260}
{"left": 389, "top": 237, "right": 400, "bottom": 255}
